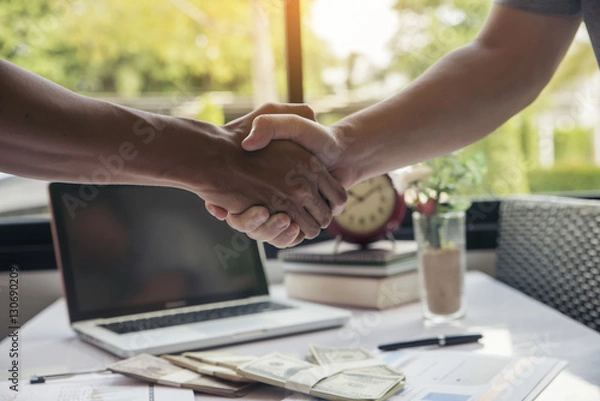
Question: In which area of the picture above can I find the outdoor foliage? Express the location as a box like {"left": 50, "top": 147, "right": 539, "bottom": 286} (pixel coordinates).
{"left": 1, "top": 0, "right": 598, "bottom": 195}
{"left": 554, "top": 126, "right": 594, "bottom": 166}
{"left": 529, "top": 166, "right": 600, "bottom": 193}
{"left": 0, "top": 0, "right": 330, "bottom": 99}
{"left": 388, "top": 0, "right": 598, "bottom": 196}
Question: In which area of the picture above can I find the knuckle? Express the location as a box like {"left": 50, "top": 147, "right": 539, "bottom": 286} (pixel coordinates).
{"left": 320, "top": 211, "right": 333, "bottom": 228}
{"left": 245, "top": 230, "right": 260, "bottom": 240}
{"left": 261, "top": 102, "right": 278, "bottom": 113}
{"left": 271, "top": 238, "right": 291, "bottom": 249}
{"left": 338, "top": 189, "right": 349, "bottom": 204}
{"left": 304, "top": 225, "right": 320, "bottom": 239}
{"left": 252, "top": 114, "right": 273, "bottom": 130}
{"left": 253, "top": 114, "right": 267, "bottom": 125}
{"left": 225, "top": 216, "right": 242, "bottom": 231}
{"left": 299, "top": 103, "right": 315, "bottom": 116}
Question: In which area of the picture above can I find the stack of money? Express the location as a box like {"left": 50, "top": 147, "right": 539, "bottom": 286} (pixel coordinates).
{"left": 309, "top": 344, "right": 404, "bottom": 377}
{"left": 108, "top": 354, "right": 254, "bottom": 397}
{"left": 237, "top": 346, "right": 405, "bottom": 401}
{"left": 162, "top": 354, "right": 253, "bottom": 383}
{"left": 184, "top": 351, "right": 257, "bottom": 370}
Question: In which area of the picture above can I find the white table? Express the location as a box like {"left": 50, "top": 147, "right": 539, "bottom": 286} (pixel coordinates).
{"left": 1, "top": 271, "right": 599, "bottom": 400}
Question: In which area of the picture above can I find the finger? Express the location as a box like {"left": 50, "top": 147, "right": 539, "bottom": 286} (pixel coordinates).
{"left": 293, "top": 206, "right": 322, "bottom": 240}
{"left": 283, "top": 103, "right": 316, "bottom": 121}
{"left": 268, "top": 102, "right": 316, "bottom": 121}
{"left": 318, "top": 171, "right": 348, "bottom": 216}
{"left": 243, "top": 114, "right": 329, "bottom": 153}
{"left": 302, "top": 194, "right": 333, "bottom": 229}
{"left": 289, "top": 230, "right": 306, "bottom": 247}
{"left": 226, "top": 206, "right": 270, "bottom": 233}
{"left": 205, "top": 203, "right": 228, "bottom": 220}
{"left": 268, "top": 223, "right": 301, "bottom": 248}
{"left": 244, "top": 103, "right": 316, "bottom": 125}
{"left": 245, "top": 213, "right": 292, "bottom": 242}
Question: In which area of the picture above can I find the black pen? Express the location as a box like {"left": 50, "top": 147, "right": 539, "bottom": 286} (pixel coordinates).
{"left": 378, "top": 334, "right": 483, "bottom": 351}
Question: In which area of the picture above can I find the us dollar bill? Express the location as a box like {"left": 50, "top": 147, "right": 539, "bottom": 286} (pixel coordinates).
{"left": 237, "top": 352, "right": 315, "bottom": 387}
{"left": 238, "top": 352, "right": 405, "bottom": 401}
{"left": 109, "top": 354, "right": 253, "bottom": 397}
{"left": 184, "top": 351, "right": 257, "bottom": 369}
{"left": 309, "top": 345, "right": 403, "bottom": 377}
{"left": 310, "top": 344, "right": 374, "bottom": 365}
{"left": 312, "top": 371, "right": 406, "bottom": 401}
{"left": 162, "top": 354, "right": 253, "bottom": 383}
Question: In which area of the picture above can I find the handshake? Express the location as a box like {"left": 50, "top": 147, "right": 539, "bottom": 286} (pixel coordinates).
{"left": 184, "top": 102, "right": 358, "bottom": 249}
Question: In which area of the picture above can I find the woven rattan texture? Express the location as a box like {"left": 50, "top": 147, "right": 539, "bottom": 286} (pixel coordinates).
{"left": 496, "top": 197, "right": 600, "bottom": 332}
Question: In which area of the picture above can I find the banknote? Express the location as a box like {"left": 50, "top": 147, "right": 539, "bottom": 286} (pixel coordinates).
{"left": 162, "top": 354, "right": 253, "bottom": 383}
{"left": 309, "top": 344, "right": 374, "bottom": 365}
{"left": 346, "top": 365, "right": 404, "bottom": 377}
{"left": 108, "top": 354, "right": 253, "bottom": 397}
{"left": 237, "top": 352, "right": 405, "bottom": 401}
{"left": 184, "top": 351, "right": 257, "bottom": 369}
{"left": 312, "top": 371, "right": 405, "bottom": 401}
{"left": 237, "top": 352, "right": 315, "bottom": 387}
{"left": 305, "top": 354, "right": 318, "bottom": 364}
{"left": 309, "top": 345, "right": 403, "bottom": 376}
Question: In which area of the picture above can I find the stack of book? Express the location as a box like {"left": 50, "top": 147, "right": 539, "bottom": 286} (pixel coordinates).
{"left": 280, "top": 239, "right": 419, "bottom": 309}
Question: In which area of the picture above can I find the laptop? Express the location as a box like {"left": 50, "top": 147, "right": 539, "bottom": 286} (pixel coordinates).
{"left": 49, "top": 183, "right": 350, "bottom": 358}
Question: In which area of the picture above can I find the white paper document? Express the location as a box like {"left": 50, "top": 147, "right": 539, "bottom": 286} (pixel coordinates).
{"left": 0, "top": 373, "right": 195, "bottom": 401}
{"left": 283, "top": 350, "right": 566, "bottom": 401}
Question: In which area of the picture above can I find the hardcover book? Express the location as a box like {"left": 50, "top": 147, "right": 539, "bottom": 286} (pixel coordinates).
{"left": 278, "top": 239, "right": 417, "bottom": 265}
{"left": 284, "top": 270, "right": 419, "bottom": 310}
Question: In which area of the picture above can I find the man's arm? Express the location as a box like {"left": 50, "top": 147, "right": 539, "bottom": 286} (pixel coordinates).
{"left": 214, "top": 4, "right": 582, "bottom": 244}
{"left": 0, "top": 59, "right": 346, "bottom": 239}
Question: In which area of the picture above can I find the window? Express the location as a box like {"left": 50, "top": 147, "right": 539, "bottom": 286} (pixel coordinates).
{"left": 1, "top": 1, "right": 599, "bottom": 223}
{"left": 0, "top": 0, "right": 289, "bottom": 216}
{"left": 303, "top": 0, "right": 600, "bottom": 198}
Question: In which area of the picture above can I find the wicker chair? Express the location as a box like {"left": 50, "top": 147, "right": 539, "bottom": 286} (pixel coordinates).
{"left": 496, "top": 196, "right": 600, "bottom": 332}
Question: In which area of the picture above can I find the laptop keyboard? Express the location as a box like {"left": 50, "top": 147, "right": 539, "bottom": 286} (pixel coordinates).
{"left": 100, "top": 301, "right": 293, "bottom": 334}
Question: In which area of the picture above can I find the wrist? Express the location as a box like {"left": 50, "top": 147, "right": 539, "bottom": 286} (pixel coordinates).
{"left": 329, "top": 122, "right": 365, "bottom": 188}
{"left": 120, "top": 112, "right": 225, "bottom": 194}
{"left": 151, "top": 116, "right": 235, "bottom": 195}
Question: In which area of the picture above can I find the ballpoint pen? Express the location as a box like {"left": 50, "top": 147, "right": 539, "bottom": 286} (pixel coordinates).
{"left": 30, "top": 368, "right": 111, "bottom": 384}
{"left": 378, "top": 333, "right": 483, "bottom": 351}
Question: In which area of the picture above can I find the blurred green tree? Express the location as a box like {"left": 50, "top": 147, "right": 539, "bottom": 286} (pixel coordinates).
{"left": 0, "top": 0, "right": 336, "bottom": 100}
{"left": 386, "top": 0, "right": 598, "bottom": 196}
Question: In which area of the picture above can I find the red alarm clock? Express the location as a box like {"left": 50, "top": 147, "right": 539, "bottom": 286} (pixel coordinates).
{"left": 327, "top": 174, "right": 406, "bottom": 245}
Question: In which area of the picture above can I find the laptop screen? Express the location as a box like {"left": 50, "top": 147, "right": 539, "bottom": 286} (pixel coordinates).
{"left": 49, "top": 184, "right": 269, "bottom": 322}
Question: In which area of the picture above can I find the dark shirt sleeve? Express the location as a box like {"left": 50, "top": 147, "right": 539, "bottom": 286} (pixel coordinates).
{"left": 494, "top": 0, "right": 582, "bottom": 16}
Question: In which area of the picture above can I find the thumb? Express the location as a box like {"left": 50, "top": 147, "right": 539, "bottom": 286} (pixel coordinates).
{"left": 241, "top": 114, "right": 279, "bottom": 151}
{"left": 242, "top": 114, "right": 331, "bottom": 156}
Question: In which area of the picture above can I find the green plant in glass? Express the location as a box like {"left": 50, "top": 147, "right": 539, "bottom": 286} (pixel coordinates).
{"left": 400, "top": 151, "right": 486, "bottom": 321}
{"left": 404, "top": 151, "right": 486, "bottom": 249}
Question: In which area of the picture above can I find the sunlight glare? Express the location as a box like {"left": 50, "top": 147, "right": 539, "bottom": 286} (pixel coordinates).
{"left": 309, "top": 0, "right": 398, "bottom": 67}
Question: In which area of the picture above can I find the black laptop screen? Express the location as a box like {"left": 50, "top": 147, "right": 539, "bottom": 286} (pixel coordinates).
{"left": 50, "top": 184, "right": 269, "bottom": 322}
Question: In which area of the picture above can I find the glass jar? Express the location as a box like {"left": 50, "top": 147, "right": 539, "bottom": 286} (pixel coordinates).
{"left": 412, "top": 210, "right": 466, "bottom": 323}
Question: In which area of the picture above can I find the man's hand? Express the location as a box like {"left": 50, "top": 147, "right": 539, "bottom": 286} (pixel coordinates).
{"left": 243, "top": 114, "right": 355, "bottom": 188}
{"left": 207, "top": 204, "right": 306, "bottom": 248}
{"left": 205, "top": 113, "right": 358, "bottom": 248}
{"left": 189, "top": 103, "right": 347, "bottom": 242}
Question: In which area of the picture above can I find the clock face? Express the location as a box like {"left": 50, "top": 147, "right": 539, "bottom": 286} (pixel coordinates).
{"left": 334, "top": 175, "right": 397, "bottom": 235}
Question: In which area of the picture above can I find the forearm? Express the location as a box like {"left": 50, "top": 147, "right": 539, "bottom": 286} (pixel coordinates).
{"left": 332, "top": 7, "right": 580, "bottom": 186}
{"left": 0, "top": 60, "right": 346, "bottom": 238}
{"left": 335, "top": 43, "right": 549, "bottom": 184}
{"left": 0, "top": 59, "right": 199, "bottom": 187}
